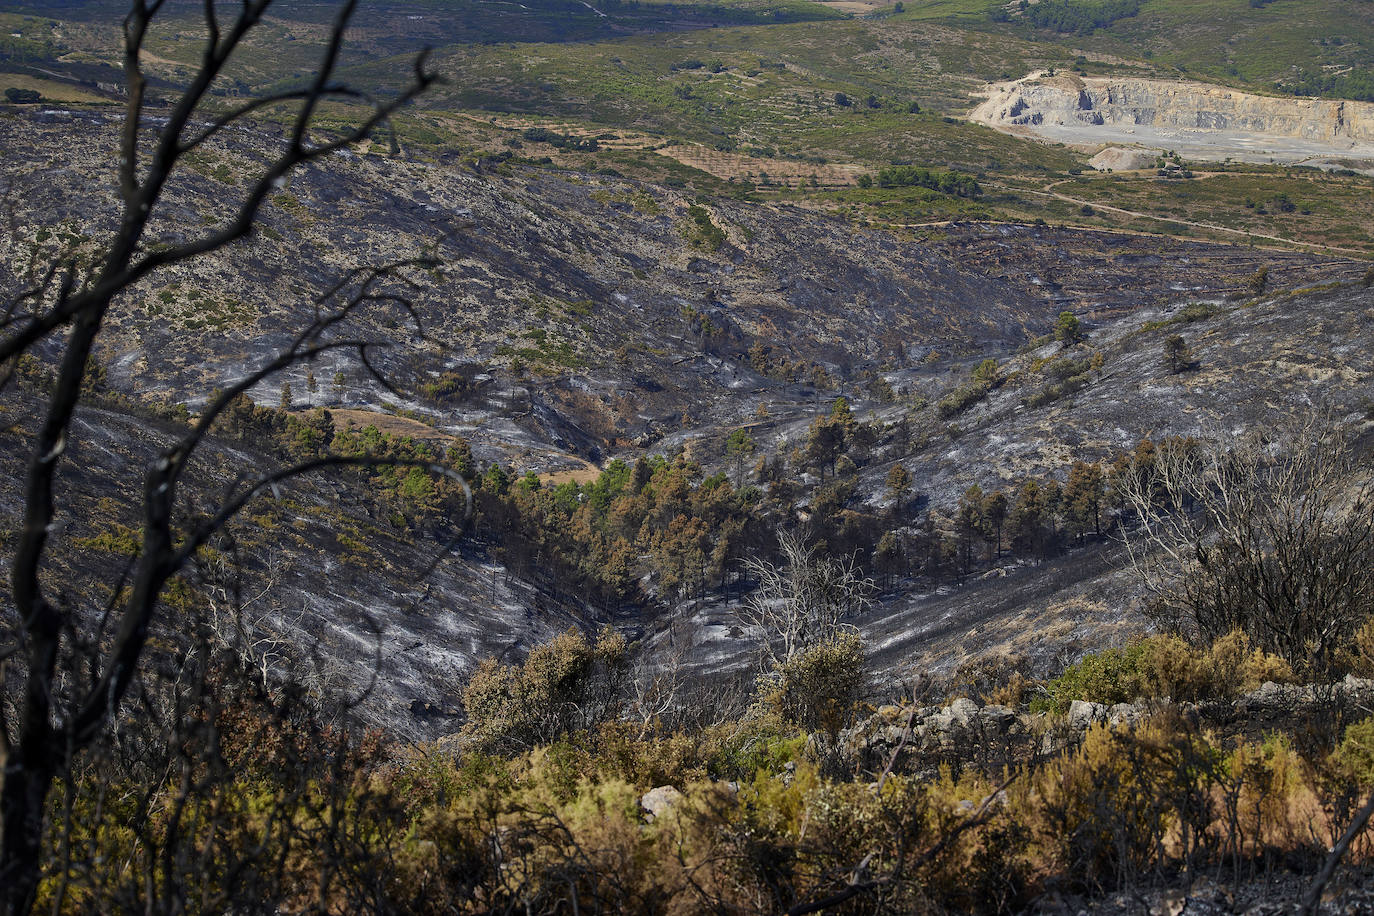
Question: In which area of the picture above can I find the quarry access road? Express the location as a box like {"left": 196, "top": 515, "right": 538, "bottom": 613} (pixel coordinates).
{"left": 992, "top": 182, "right": 1372, "bottom": 257}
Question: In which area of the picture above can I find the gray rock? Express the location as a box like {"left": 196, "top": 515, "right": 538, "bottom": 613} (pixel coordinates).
{"left": 880, "top": 724, "right": 909, "bottom": 745}
{"left": 947, "top": 697, "right": 981, "bottom": 727}
{"left": 980, "top": 704, "right": 1016, "bottom": 732}
{"left": 927, "top": 713, "right": 956, "bottom": 734}
{"left": 1242, "top": 680, "right": 1303, "bottom": 711}
{"left": 1339, "top": 674, "right": 1374, "bottom": 699}
{"left": 1067, "top": 699, "right": 1108, "bottom": 730}
{"left": 641, "top": 785, "right": 684, "bottom": 820}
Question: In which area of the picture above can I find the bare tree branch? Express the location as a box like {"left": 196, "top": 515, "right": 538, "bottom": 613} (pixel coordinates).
{"left": 741, "top": 530, "right": 872, "bottom": 669}
{"left": 0, "top": 1, "right": 441, "bottom": 909}
{"left": 1301, "top": 789, "right": 1374, "bottom": 916}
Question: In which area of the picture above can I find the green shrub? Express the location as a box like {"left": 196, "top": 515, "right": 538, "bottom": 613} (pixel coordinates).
{"left": 1335, "top": 617, "right": 1374, "bottom": 677}
{"left": 1036, "top": 715, "right": 1221, "bottom": 893}
{"left": 757, "top": 631, "right": 866, "bottom": 739}
{"left": 461, "top": 628, "right": 629, "bottom": 752}
{"left": 937, "top": 359, "right": 1000, "bottom": 417}
{"left": 937, "top": 379, "right": 990, "bottom": 417}
{"left": 73, "top": 522, "right": 141, "bottom": 556}
{"left": 684, "top": 204, "right": 727, "bottom": 250}
{"left": 1034, "top": 633, "right": 1294, "bottom": 713}
{"left": 1331, "top": 717, "right": 1374, "bottom": 788}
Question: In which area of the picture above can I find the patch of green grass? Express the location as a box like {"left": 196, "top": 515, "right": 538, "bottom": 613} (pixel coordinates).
{"left": 684, "top": 203, "right": 728, "bottom": 249}
{"left": 415, "top": 19, "right": 1089, "bottom": 172}
{"left": 73, "top": 523, "right": 141, "bottom": 557}
{"left": 795, "top": 182, "right": 992, "bottom": 222}
{"left": 495, "top": 339, "right": 589, "bottom": 370}
{"left": 1041, "top": 166, "right": 1374, "bottom": 254}
{"left": 977, "top": 0, "right": 1374, "bottom": 93}
{"left": 1139, "top": 300, "right": 1221, "bottom": 332}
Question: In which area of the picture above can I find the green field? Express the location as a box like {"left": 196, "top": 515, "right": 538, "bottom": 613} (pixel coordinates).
{"left": 891, "top": 0, "right": 1374, "bottom": 94}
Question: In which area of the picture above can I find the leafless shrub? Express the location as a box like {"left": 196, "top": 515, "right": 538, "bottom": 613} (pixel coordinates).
{"left": 1117, "top": 415, "right": 1374, "bottom": 676}
{"left": 740, "top": 529, "right": 872, "bottom": 670}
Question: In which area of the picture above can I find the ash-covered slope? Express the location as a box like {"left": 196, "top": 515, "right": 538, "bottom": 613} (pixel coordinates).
{"left": 670, "top": 278, "right": 1374, "bottom": 685}
{"left": 3, "top": 106, "right": 1370, "bottom": 736}
{"left": 0, "top": 385, "right": 600, "bottom": 740}
{"left": 865, "top": 278, "right": 1374, "bottom": 675}
{"left": 1, "top": 108, "right": 1356, "bottom": 462}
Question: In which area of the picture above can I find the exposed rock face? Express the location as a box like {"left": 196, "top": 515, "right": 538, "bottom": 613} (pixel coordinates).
{"left": 971, "top": 73, "right": 1374, "bottom": 169}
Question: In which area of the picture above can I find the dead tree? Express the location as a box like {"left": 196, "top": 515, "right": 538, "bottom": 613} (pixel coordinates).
{"left": 1117, "top": 416, "right": 1374, "bottom": 676}
{"left": 0, "top": 2, "right": 442, "bottom": 912}
{"left": 740, "top": 530, "right": 872, "bottom": 669}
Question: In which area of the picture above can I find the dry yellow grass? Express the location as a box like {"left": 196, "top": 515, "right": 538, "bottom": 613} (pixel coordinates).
{"left": 0, "top": 73, "right": 107, "bottom": 105}
{"left": 538, "top": 461, "right": 601, "bottom": 486}
{"left": 328, "top": 408, "right": 459, "bottom": 446}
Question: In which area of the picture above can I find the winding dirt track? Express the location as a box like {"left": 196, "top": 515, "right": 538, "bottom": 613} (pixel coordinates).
{"left": 999, "top": 183, "right": 1371, "bottom": 257}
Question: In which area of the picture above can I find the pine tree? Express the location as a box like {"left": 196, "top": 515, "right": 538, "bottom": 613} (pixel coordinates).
{"left": 886, "top": 464, "right": 912, "bottom": 518}
{"left": 1054, "top": 311, "right": 1083, "bottom": 345}
{"left": 1065, "top": 460, "right": 1104, "bottom": 539}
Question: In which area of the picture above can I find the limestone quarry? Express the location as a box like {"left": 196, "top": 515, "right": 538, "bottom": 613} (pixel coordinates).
{"left": 970, "top": 72, "right": 1374, "bottom": 172}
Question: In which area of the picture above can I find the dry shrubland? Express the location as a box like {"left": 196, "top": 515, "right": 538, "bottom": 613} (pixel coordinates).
{"left": 21, "top": 621, "right": 1374, "bottom": 914}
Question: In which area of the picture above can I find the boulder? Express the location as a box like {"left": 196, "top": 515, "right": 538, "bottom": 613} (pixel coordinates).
{"left": 980, "top": 704, "right": 1017, "bottom": 733}
{"left": 1241, "top": 680, "right": 1305, "bottom": 713}
{"left": 946, "top": 697, "right": 981, "bottom": 727}
{"left": 641, "top": 785, "right": 684, "bottom": 821}
{"left": 1339, "top": 675, "right": 1374, "bottom": 700}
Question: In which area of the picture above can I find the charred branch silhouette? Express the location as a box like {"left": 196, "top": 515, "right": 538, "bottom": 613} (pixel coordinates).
{"left": 0, "top": 2, "right": 444, "bottom": 911}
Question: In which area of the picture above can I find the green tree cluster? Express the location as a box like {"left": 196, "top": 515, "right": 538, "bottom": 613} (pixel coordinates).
{"left": 475, "top": 454, "right": 759, "bottom": 607}
{"left": 521, "top": 126, "right": 599, "bottom": 150}
{"left": 804, "top": 397, "right": 857, "bottom": 479}
{"left": 3, "top": 87, "right": 40, "bottom": 104}
{"left": 875, "top": 165, "right": 982, "bottom": 199}
{"left": 1021, "top": 0, "right": 1143, "bottom": 33}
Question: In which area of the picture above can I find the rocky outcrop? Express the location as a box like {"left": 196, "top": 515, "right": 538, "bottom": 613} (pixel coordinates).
{"left": 842, "top": 676, "right": 1374, "bottom": 771}
{"left": 841, "top": 697, "right": 1040, "bottom": 772}
{"left": 975, "top": 74, "right": 1374, "bottom": 142}
{"left": 970, "top": 73, "right": 1374, "bottom": 168}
